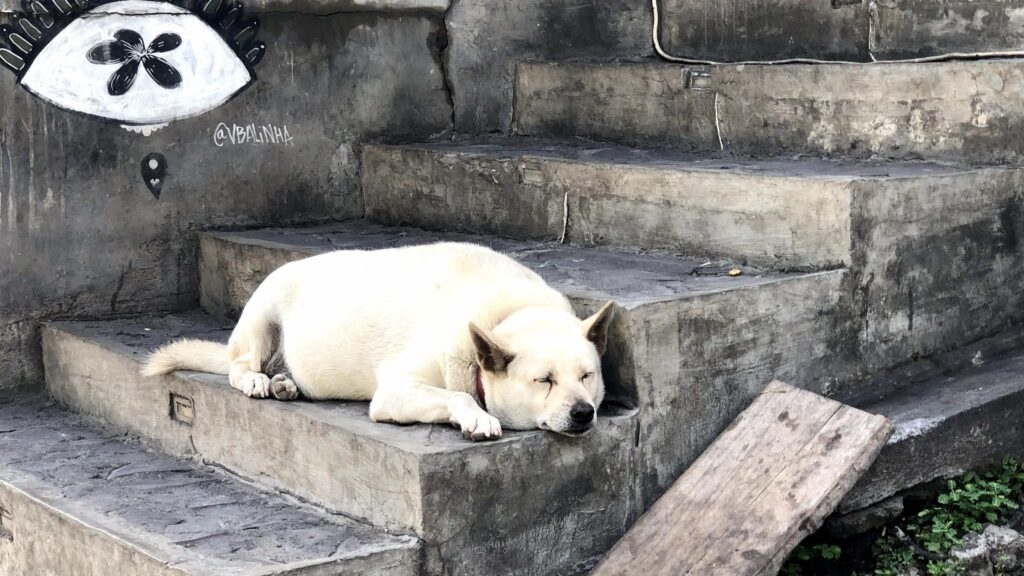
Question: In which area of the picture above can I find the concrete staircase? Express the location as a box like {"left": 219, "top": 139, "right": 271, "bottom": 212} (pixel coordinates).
{"left": 5, "top": 7, "right": 1024, "bottom": 576}
{"left": 37, "top": 220, "right": 846, "bottom": 574}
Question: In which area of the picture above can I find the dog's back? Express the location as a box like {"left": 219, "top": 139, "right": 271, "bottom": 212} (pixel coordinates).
{"left": 249, "top": 243, "right": 572, "bottom": 399}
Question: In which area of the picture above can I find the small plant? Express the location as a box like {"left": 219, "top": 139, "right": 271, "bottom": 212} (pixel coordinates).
{"left": 872, "top": 530, "right": 916, "bottom": 576}
{"left": 781, "top": 543, "right": 842, "bottom": 575}
{"left": 781, "top": 457, "right": 1024, "bottom": 576}
{"left": 907, "top": 459, "right": 1023, "bottom": 557}
{"left": 925, "top": 559, "right": 963, "bottom": 576}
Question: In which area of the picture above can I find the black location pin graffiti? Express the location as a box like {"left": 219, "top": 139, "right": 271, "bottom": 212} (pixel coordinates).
{"left": 141, "top": 153, "right": 167, "bottom": 198}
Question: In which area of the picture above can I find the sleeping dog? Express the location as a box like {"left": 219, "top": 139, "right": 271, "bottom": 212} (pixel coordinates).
{"left": 144, "top": 242, "right": 614, "bottom": 441}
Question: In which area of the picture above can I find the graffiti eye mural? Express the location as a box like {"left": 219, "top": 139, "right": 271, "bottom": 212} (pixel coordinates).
{"left": 0, "top": 0, "right": 265, "bottom": 126}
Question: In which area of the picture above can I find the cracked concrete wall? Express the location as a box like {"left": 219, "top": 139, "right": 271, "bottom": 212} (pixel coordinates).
{"left": 444, "top": 0, "right": 653, "bottom": 134}
{"left": 657, "top": 0, "right": 1024, "bottom": 62}
{"left": 849, "top": 171, "right": 1024, "bottom": 374}
{"left": 0, "top": 9, "right": 451, "bottom": 388}
{"left": 872, "top": 0, "right": 1024, "bottom": 58}
{"left": 658, "top": 0, "right": 868, "bottom": 62}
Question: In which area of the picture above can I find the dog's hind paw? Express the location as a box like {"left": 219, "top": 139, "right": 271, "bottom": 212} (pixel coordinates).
{"left": 457, "top": 411, "right": 503, "bottom": 442}
{"left": 270, "top": 374, "right": 299, "bottom": 401}
{"left": 239, "top": 372, "right": 271, "bottom": 398}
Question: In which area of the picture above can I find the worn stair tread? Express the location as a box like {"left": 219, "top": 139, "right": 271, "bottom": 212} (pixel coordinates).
{"left": 361, "top": 138, "right": 1023, "bottom": 271}
{"left": 374, "top": 137, "right": 985, "bottom": 180}
{"left": 201, "top": 219, "right": 833, "bottom": 310}
{"left": 840, "top": 336, "right": 1024, "bottom": 512}
{"left": 49, "top": 310, "right": 570, "bottom": 456}
{"left": 0, "top": 393, "right": 418, "bottom": 576}
{"left": 865, "top": 353, "right": 1024, "bottom": 438}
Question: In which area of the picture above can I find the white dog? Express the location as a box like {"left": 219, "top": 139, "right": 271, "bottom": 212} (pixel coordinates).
{"left": 143, "top": 243, "right": 614, "bottom": 441}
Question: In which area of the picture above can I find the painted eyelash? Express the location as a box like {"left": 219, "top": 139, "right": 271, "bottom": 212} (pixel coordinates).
{"left": 0, "top": 0, "right": 265, "bottom": 77}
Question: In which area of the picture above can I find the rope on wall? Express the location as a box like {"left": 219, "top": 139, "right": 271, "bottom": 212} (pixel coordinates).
{"left": 651, "top": 0, "right": 1024, "bottom": 66}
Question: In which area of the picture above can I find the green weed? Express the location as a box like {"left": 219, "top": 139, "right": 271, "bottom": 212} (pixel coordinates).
{"left": 781, "top": 457, "right": 1024, "bottom": 576}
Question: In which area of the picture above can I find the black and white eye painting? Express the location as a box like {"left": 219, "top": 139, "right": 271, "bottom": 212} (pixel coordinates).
{"left": 1, "top": 0, "right": 265, "bottom": 127}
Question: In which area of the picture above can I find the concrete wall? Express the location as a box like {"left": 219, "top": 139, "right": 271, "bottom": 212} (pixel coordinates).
{"left": 0, "top": 4, "right": 452, "bottom": 387}
{"left": 445, "top": 0, "right": 652, "bottom": 133}
{"left": 850, "top": 172, "right": 1024, "bottom": 374}
{"left": 872, "top": 0, "right": 1024, "bottom": 58}
{"left": 657, "top": 0, "right": 867, "bottom": 62}
{"left": 657, "top": 0, "right": 1024, "bottom": 62}
{"left": 0, "top": 0, "right": 657, "bottom": 388}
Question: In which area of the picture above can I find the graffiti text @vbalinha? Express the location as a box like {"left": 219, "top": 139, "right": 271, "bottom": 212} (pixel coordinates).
{"left": 214, "top": 122, "right": 295, "bottom": 147}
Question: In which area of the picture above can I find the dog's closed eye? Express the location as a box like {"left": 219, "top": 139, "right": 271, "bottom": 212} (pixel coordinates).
{"left": 536, "top": 374, "right": 556, "bottom": 398}
{"left": 581, "top": 372, "right": 594, "bottom": 381}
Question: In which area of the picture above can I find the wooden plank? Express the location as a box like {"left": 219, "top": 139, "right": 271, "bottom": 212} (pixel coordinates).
{"left": 592, "top": 381, "right": 893, "bottom": 576}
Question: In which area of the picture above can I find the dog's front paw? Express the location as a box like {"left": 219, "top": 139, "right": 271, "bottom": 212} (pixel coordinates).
{"left": 240, "top": 372, "right": 271, "bottom": 398}
{"left": 270, "top": 374, "right": 299, "bottom": 401}
{"left": 456, "top": 410, "right": 502, "bottom": 442}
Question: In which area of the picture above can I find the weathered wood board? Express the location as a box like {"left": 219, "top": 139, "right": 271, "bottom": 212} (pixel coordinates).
{"left": 592, "top": 380, "right": 894, "bottom": 576}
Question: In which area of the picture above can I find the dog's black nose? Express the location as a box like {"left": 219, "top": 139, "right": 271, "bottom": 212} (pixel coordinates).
{"left": 570, "top": 402, "right": 595, "bottom": 425}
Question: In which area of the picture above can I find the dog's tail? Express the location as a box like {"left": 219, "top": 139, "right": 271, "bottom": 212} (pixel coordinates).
{"left": 142, "top": 339, "right": 231, "bottom": 377}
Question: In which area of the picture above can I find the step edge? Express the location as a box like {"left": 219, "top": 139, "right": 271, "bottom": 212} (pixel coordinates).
{"left": 364, "top": 141, "right": 1010, "bottom": 182}
{"left": 1, "top": 466, "right": 419, "bottom": 576}
{"left": 1, "top": 472, "right": 218, "bottom": 576}
{"left": 42, "top": 317, "right": 638, "bottom": 464}
{"left": 516, "top": 57, "right": 1024, "bottom": 72}
{"left": 199, "top": 224, "right": 849, "bottom": 310}
{"left": 41, "top": 320, "right": 543, "bottom": 457}
{"left": 839, "top": 380, "right": 1024, "bottom": 513}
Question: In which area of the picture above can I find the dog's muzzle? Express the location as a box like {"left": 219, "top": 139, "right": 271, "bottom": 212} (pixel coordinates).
{"left": 564, "top": 402, "right": 596, "bottom": 434}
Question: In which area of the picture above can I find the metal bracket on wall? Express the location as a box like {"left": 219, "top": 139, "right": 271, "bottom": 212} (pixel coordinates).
{"left": 170, "top": 393, "right": 195, "bottom": 426}
{"left": 684, "top": 69, "right": 712, "bottom": 91}
{"left": 520, "top": 162, "right": 546, "bottom": 186}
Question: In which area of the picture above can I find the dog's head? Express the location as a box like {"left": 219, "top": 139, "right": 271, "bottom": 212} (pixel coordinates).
{"left": 469, "top": 301, "right": 614, "bottom": 436}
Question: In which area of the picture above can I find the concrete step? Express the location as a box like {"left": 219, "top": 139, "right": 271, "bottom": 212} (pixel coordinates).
{"left": 513, "top": 59, "right": 1024, "bottom": 163}
{"left": 0, "top": 393, "right": 419, "bottom": 576}
{"left": 41, "top": 312, "right": 640, "bottom": 576}
{"left": 656, "top": 0, "right": 1024, "bottom": 62}
{"left": 838, "top": 326, "right": 1024, "bottom": 515}
{"left": 363, "top": 137, "right": 1019, "bottom": 270}
{"left": 194, "top": 220, "right": 849, "bottom": 509}
{"left": 363, "top": 139, "right": 1024, "bottom": 375}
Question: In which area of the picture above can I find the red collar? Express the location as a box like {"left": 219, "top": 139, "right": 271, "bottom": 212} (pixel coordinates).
{"left": 475, "top": 366, "right": 487, "bottom": 410}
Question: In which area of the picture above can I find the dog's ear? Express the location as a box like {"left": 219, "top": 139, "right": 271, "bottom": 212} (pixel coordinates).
{"left": 469, "top": 322, "right": 516, "bottom": 374}
{"left": 582, "top": 301, "right": 615, "bottom": 356}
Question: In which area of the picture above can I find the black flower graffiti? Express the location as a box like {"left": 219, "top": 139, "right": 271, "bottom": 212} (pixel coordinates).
{"left": 87, "top": 30, "right": 182, "bottom": 96}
